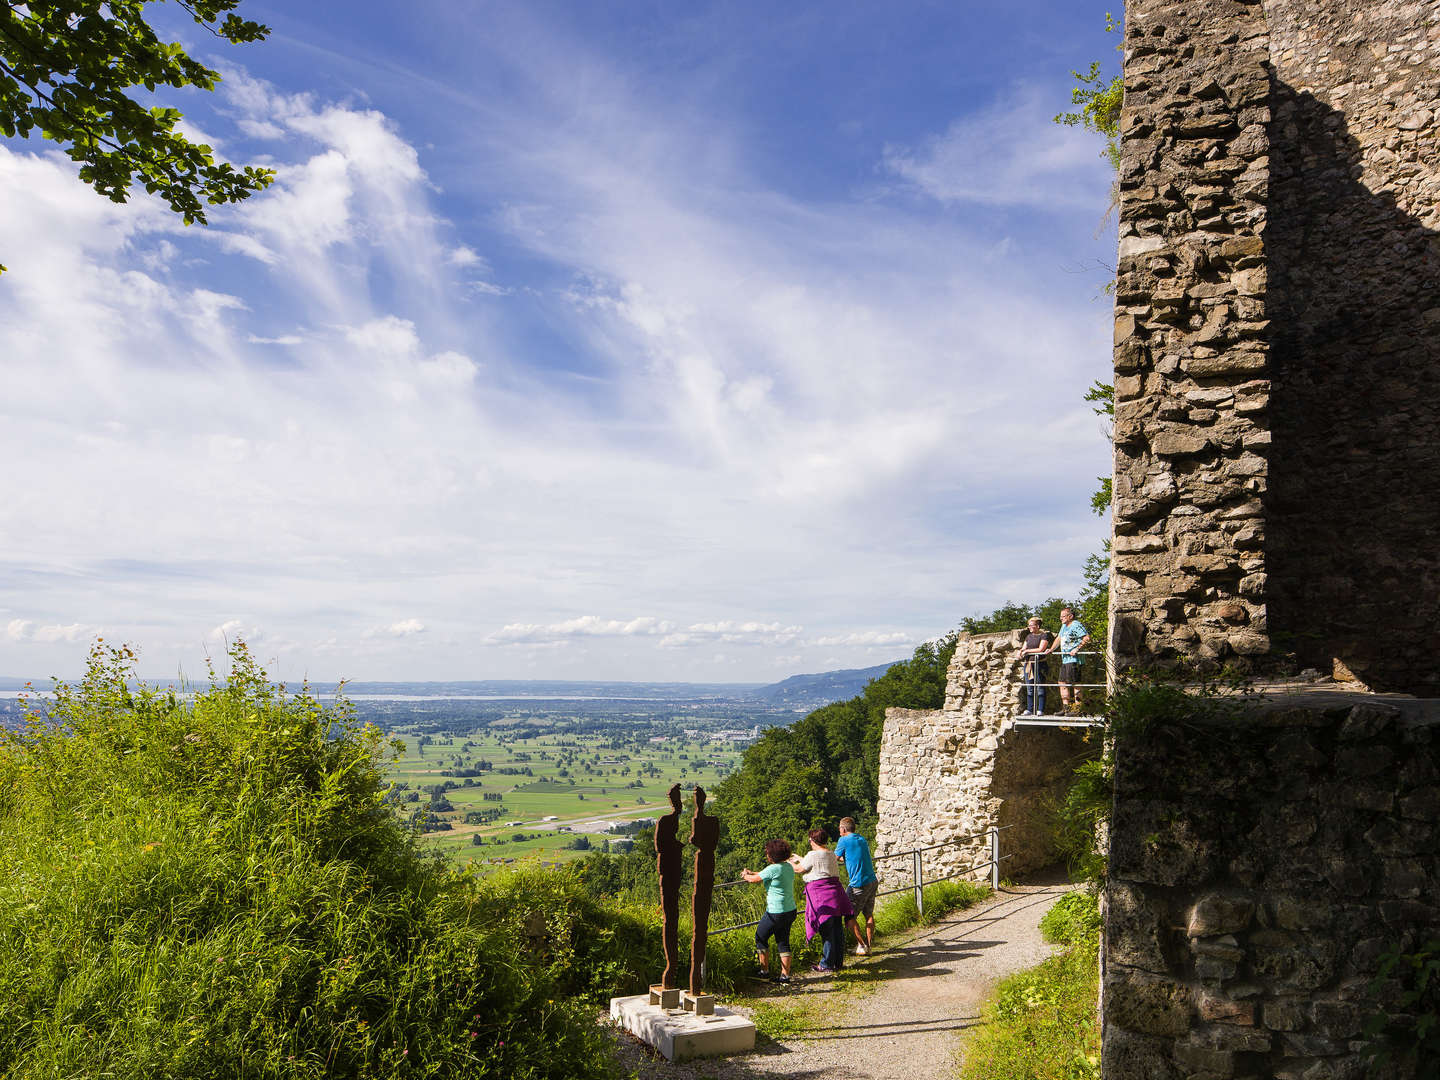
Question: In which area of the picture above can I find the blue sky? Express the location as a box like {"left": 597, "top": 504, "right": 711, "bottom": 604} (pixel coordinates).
{"left": 0, "top": 1, "right": 1117, "bottom": 682}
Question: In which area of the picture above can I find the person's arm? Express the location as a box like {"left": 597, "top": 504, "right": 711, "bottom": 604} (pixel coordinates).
{"left": 741, "top": 868, "right": 763, "bottom": 883}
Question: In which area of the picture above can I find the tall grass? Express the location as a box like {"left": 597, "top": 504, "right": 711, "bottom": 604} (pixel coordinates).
{"left": 955, "top": 890, "right": 1101, "bottom": 1080}
{"left": 0, "top": 643, "right": 650, "bottom": 1080}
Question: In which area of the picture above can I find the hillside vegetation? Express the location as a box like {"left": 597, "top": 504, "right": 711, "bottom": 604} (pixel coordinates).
{"left": 0, "top": 643, "right": 653, "bottom": 1079}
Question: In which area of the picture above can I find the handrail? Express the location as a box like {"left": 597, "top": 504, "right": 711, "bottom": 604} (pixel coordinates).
{"left": 708, "top": 825, "right": 1014, "bottom": 937}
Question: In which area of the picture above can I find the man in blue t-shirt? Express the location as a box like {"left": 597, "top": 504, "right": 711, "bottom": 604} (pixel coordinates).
{"left": 1045, "top": 606, "right": 1092, "bottom": 713}
{"left": 835, "top": 817, "right": 877, "bottom": 955}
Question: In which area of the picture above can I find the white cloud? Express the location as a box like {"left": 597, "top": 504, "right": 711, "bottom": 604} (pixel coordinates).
{"left": 34, "top": 623, "right": 95, "bottom": 644}
{"left": 447, "top": 246, "right": 488, "bottom": 269}
{"left": 386, "top": 619, "right": 426, "bottom": 636}
{"left": 487, "top": 617, "right": 675, "bottom": 645}
{"left": 467, "top": 280, "right": 511, "bottom": 296}
{"left": 810, "top": 631, "right": 912, "bottom": 648}
{"left": 0, "top": 43, "right": 1114, "bottom": 682}
{"left": 882, "top": 85, "right": 1111, "bottom": 209}
{"left": 4, "top": 620, "right": 97, "bottom": 644}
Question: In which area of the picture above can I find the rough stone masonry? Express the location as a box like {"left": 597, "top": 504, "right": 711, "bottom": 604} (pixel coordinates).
{"left": 875, "top": 631, "right": 1094, "bottom": 888}
{"left": 1103, "top": 695, "right": 1440, "bottom": 1080}
{"left": 1109, "top": 0, "right": 1440, "bottom": 695}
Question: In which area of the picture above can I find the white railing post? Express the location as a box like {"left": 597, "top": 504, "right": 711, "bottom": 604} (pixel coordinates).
{"left": 913, "top": 849, "right": 924, "bottom": 917}
{"left": 990, "top": 826, "right": 1000, "bottom": 890}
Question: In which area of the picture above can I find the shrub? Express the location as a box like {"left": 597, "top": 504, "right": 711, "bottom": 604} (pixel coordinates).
{"left": 0, "top": 642, "right": 631, "bottom": 1080}
{"left": 1039, "top": 890, "right": 1103, "bottom": 949}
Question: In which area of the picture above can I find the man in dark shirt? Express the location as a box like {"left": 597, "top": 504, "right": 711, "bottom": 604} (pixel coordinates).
{"left": 1019, "top": 617, "right": 1053, "bottom": 715}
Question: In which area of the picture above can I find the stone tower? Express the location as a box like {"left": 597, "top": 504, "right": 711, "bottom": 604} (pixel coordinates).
{"left": 1108, "top": 0, "right": 1440, "bottom": 694}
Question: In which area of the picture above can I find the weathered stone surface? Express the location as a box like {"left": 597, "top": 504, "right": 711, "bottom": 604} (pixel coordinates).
{"left": 1103, "top": 697, "right": 1440, "bottom": 1080}
{"left": 1108, "top": 0, "right": 1440, "bottom": 697}
{"left": 1188, "top": 894, "right": 1256, "bottom": 937}
{"left": 875, "top": 632, "right": 1098, "bottom": 887}
{"left": 1105, "top": 973, "right": 1193, "bottom": 1038}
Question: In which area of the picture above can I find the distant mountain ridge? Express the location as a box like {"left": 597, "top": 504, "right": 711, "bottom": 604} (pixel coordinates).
{"left": 1, "top": 662, "right": 905, "bottom": 711}
{"left": 747, "top": 662, "right": 903, "bottom": 709}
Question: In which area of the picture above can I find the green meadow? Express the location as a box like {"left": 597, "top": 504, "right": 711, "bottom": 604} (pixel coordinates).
{"left": 386, "top": 728, "right": 744, "bottom": 869}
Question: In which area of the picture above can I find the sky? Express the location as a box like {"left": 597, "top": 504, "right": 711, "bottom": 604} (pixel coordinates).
{"left": 0, "top": 1, "right": 1118, "bottom": 684}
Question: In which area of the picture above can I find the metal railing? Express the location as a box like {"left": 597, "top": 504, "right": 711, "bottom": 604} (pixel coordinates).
{"left": 706, "top": 825, "right": 1014, "bottom": 937}
{"left": 1016, "top": 648, "right": 1108, "bottom": 691}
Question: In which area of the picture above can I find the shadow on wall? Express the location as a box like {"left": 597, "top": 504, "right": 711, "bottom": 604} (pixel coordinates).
{"left": 992, "top": 725, "right": 1098, "bottom": 877}
{"left": 1264, "top": 77, "right": 1440, "bottom": 695}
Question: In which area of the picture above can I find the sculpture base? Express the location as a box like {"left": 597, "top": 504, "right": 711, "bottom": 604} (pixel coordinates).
{"left": 682, "top": 991, "right": 715, "bottom": 1016}
{"left": 648, "top": 984, "right": 680, "bottom": 1009}
{"left": 611, "top": 994, "right": 755, "bottom": 1062}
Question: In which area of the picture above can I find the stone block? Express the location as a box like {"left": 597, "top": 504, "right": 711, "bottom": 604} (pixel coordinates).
{"left": 1189, "top": 894, "right": 1256, "bottom": 936}
{"left": 1309, "top": 999, "right": 1364, "bottom": 1040}
{"left": 1106, "top": 881, "right": 1171, "bottom": 971}
{"left": 1197, "top": 992, "right": 1256, "bottom": 1025}
{"left": 1174, "top": 1040, "right": 1236, "bottom": 1075}
{"left": 1104, "top": 972, "right": 1193, "bottom": 1037}
{"left": 1101, "top": 1026, "right": 1182, "bottom": 1080}
{"left": 1263, "top": 997, "right": 1308, "bottom": 1031}
{"left": 611, "top": 995, "right": 755, "bottom": 1062}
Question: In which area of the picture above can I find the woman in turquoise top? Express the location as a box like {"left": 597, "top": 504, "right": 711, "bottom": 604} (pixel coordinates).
{"left": 741, "top": 839, "right": 797, "bottom": 982}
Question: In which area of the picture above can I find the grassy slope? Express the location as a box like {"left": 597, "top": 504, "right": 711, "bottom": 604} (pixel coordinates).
{"left": 955, "top": 891, "right": 1101, "bottom": 1080}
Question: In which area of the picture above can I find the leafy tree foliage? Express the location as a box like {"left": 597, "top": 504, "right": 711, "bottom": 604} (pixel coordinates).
{"left": 1054, "top": 13, "right": 1124, "bottom": 169}
{"left": 0, "top": 0, "right": 275, "bottom": 271}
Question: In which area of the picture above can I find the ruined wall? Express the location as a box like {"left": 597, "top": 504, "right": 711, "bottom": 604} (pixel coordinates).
{"left": 875, "top": 632, "right": 1094, "bottom": 883}
{"left": 1111, "top": 0, "right": 1440, "bottom": 694}
{"left": 1103, "top": 694, "right": 1440, "bottom": 1079}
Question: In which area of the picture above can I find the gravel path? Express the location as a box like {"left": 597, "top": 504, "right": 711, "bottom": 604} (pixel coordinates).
{"left": 612, "top": 875, "right": 1074, "bottom": 1080}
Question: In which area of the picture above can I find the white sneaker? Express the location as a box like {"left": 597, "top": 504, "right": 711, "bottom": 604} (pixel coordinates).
{"left": 856, "top": 943, "right": 868, "bottom": 956}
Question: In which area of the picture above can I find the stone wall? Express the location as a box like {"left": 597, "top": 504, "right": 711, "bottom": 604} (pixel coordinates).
{"left": 874, "top": 632, "right": 1095, "bottom": 885}
{"left": 1110, "top": 0, "right": 1440, "bottom": 694}
{"left": 1103, "top": 693, "right": 1440, "bottom": 1079}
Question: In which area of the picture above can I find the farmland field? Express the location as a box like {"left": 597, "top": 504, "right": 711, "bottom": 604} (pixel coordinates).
{"left": 385, "top": 727, "right": 746, "bottom": 870}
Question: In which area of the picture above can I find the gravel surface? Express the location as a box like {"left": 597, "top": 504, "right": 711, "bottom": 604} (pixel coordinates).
{"left": 610, "top": 876, "right": 1074, "bottom": 1080}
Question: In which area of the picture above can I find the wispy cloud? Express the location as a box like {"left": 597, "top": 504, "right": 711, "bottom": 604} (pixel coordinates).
{"left": 882, "top": 85, "right": 1111, "bottom": 209}
{"left": 0, "top": 15, "right": 1114, "bottom": 682}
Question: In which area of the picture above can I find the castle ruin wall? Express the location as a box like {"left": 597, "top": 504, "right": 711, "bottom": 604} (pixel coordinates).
{"left": 875, "top": 631, "right": 1094, "bottom": 885}
{"left": 1110, "top": 0, "right": 1440, "bottom": 694}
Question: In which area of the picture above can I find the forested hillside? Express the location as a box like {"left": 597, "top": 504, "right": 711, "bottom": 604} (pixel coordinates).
{"left": 578, "top": 593, "right": 1102, "bottom": 899}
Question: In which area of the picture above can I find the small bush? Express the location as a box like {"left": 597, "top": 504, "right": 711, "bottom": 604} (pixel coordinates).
{"left": 1039, "top": 890, "right": 1102, "bottom": 949}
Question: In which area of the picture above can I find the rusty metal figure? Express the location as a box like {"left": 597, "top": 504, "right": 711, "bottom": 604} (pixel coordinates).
{"left": 654, "top": 783, "right": 685, "bottom": 989}
{"left": 688, "top": 785, "right": 719, "bottom": 996}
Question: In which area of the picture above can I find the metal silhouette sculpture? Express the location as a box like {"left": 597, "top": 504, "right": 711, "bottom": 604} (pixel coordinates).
{"left": 654, "top": 783, "right": 685, "bottom": 990}
{"left": 688, "top": 785, "right": 719, "bottom": 996}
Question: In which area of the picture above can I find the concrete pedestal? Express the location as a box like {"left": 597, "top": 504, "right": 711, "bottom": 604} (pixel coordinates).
{"left": 610, "top": 994, "right": 755, "bottom": 1062}
{"left": 682, "top": 991, "right": 715, "bottom": 1016}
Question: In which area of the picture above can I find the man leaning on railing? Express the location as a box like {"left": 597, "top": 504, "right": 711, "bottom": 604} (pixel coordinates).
{"left": 1045, "top": 607, "right": 1092, "bottom": 714}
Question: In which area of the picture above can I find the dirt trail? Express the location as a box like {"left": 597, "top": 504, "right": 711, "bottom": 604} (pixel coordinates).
{"left": 613, "top": 877, "right": 1074, "bottom": 1080}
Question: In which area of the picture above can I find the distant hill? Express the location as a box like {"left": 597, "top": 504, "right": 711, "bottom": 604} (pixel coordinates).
{"left": 746, "top": 661, "right": 903, "bottom": 709}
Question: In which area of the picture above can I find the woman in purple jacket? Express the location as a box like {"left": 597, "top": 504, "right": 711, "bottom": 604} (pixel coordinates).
{"left": 790, "top": 826, "right": 854, "bottom": 972}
